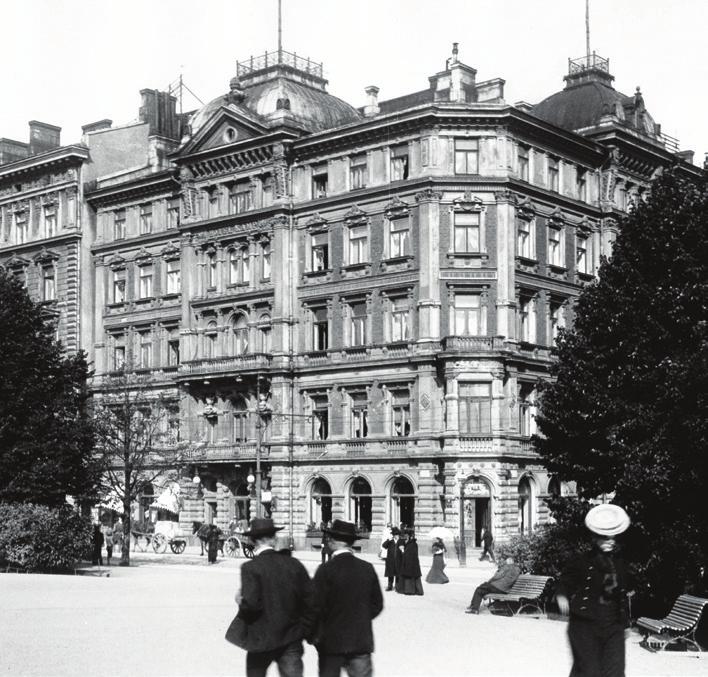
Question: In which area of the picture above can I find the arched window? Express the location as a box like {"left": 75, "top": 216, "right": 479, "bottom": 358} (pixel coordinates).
{"left": 258, "top": 313, "right": 272, "bottom": 353}
{"left": 232, "top": 314, "right": 249, "bottom": 355}
{"left": 350, "top": 477, "right": 372, "bottom": 532}
{"left": 232, "top": 397, "right": 248, "bottom": 443}
{"left": 310, "top": 478, "right": 332, "bottom": 528}
{"left": 547, "top": 475, "right": 561, "bottom": 498}
{"left": 205, "top": 321, "right": 218, "bottom": 358}
{"left": 518, "top": 476, "right": 534, "bottom": 534}
{"left": 390, "top": 476, "right": 416, "bottom": 529}
{"left": 241, "top": 247, "right": 250, "bottom": 284}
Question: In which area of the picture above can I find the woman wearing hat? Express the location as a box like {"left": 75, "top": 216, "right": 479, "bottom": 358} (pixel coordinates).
{"left": 399, "top": 529, "right": 424, "bottom": 595}
{"left": 556, "top": 504, "right": 633, "bottom": 677}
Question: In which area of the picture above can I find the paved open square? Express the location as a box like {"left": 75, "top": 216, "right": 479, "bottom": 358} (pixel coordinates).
{"left": 1, "top": 550, "right": 704, "bottom": 677}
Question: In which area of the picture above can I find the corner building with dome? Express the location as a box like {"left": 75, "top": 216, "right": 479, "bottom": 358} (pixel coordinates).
{"left": 68, "top": 46, "right": 706, "bottom": 550}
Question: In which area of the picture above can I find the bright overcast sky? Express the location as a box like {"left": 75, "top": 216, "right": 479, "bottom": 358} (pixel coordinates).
{"left": 2, "top": 0, "right": 706, "bottom": 164}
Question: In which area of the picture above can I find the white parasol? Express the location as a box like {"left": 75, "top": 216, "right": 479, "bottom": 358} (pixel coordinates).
{"left": 150, "top": 483, "right": 181, "bottom": 515}
{"left": 428, "top": 526, "right": 455, "bottom": 541}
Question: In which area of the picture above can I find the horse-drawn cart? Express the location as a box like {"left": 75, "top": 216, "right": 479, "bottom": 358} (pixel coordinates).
{"left": 131, "top": 529, "right": 187, "bottom": 554}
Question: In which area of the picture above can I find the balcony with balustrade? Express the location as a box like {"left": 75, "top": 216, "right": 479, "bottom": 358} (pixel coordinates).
{"left": 177, "top": 353, "right": 272, "bottom": 382}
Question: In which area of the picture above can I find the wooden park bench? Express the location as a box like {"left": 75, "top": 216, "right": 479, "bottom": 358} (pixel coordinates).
{"left": 636, "top": 594, "right": 708, "bottom": 652}
{"left": 485, "top": 574, "right": 554, "bottom": 617}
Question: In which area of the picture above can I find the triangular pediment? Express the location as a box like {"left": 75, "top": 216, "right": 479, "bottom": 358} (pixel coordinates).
{"left": 180, "top": 107, "right": 269, "bottom": 156}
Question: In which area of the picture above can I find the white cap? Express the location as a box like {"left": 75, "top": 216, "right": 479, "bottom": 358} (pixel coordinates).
{"left": 585, "top": 504, "right": 630, "bottom": 537}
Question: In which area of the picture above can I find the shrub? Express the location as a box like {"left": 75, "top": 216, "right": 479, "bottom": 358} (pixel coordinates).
{"left": 0, "top": 502, "right": 92, "bottom": 572}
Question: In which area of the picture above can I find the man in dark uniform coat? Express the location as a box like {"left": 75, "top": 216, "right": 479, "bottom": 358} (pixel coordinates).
{"left": 228, "top": 518, "right": 312, "bottom": 677}
{"left": 556, "top": 504, "right": 632, "bottom": 677}
{"left": 381, "top": 526, "right": 400, "bottom": 591}
{"left": 304, "top": 519, "right": 384, "bottom": 677}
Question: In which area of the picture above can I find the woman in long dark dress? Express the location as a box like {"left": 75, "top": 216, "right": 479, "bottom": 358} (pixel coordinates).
{"left": 382, "top": 527, "right": 401, "bottom": 591}
{"left": 399, "top": 529, "right": 424, "bottom": 595}
{"left": 206, "top": 524, "right": 220, "bottom": 564}
{"left": 425, "top": 537, "right": 449, "bottom": 584}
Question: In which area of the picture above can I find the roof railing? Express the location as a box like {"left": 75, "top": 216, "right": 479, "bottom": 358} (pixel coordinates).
{"left": 660, "top": 132, "right": 680, "bottom": 153}
{"left": 237, "top": 49, "right": 323, "bottom": 79}
{"left": 568, "top": 52, "right": 610, "bottom": 75}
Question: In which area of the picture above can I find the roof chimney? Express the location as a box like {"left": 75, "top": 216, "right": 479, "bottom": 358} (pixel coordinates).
{"left": 82, "top": 119, "right": 113, "bottom": 135}
{"left": 364, "top": 86, "right": 380, "bottom": 117}
{"left": 139, "top": 89, "right": 180, "bottom": 139}
{"left": 28, "top": 121, "right": 61, "bottom": 155}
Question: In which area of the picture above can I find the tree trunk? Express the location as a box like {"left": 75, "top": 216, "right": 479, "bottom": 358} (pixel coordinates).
{"left": 120, "top": 499, "right": 131, "bottom": 566}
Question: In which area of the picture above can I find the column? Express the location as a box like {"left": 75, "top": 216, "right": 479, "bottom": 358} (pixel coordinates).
{"left": 415, "top": 189, "right": 442, "bottom": 342}
{"left": 494, "top": 190, "right": 517, "bottom": 340}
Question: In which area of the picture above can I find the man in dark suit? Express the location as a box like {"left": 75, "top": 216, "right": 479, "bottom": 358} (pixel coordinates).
{"left": 304, "top": 519, "right": 384, "bottom": 677}
{"left": 465, "top": 556, "right": 521, "bottom": 613}
{"left": 228, "top": 518, "right": 312, "bottom": 677}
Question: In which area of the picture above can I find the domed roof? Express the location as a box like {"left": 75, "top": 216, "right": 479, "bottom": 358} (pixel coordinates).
{"left": 532, "top": 60, "right": 660, "bottom": 139}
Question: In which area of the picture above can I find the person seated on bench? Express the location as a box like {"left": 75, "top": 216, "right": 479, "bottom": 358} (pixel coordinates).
{"left": 556, "top": 504, "right": 632, "bottom": 677}
{"left": 465, "top": 556, "right": 521, "bottom": 614}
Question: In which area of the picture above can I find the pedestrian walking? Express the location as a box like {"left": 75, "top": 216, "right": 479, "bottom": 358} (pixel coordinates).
{"left": 225, "top": 518, "right": 312, "bottom": 677}
{"left": 304, "top": 519, "right": 383, "bottom": 677}
{"left": 399, "top": 529, "right": 424, "bottom": 595}
{"left": 479, "top": 527, "right": 495, "bottom": 562}
{"left": 381, "top": 527, "right": 401, "bottom": 591}
{"left": 101, "top": 521, "right": 114, "bottom": 565}
{"left": 425, "top": 537, "right": 449, "bottom": 584}
{"left": 112, "top": 517, "right": 124, "bottom": 557}
{"left": 206, "top": 524, "right": 220, "bottom": 564}
{"left": 556, "top": 504, "right": 633, "bottom": 677}
{"left": 91, "top": 523, "right": 104, "bottom": 566}
{"left": 465, "top": 556, "right": 521, "bottom": 613}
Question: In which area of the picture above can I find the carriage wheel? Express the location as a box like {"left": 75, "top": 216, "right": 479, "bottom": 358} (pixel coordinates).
{"left": 224, "top": 537, "right": 239, "bottom": 558}
{"left": 243, "top": 542, "right": 255, "bottom": 559}
{"left": 170, "top": 539, "right": 186, "bottom": 555}
{"left": 152, "top": 533, "right": 167, "bottom": 554}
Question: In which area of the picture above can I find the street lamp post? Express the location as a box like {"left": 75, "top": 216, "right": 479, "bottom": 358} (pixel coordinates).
{"left": 456, "top": 470, "right": 467, "bottom": 567}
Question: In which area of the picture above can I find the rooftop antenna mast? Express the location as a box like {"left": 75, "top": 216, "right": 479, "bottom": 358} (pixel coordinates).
{"left": 585, "top": 0, "right": 591, "bottom": 61}
{"left": 278, "top": 0, "right": 283, "bottom": 62}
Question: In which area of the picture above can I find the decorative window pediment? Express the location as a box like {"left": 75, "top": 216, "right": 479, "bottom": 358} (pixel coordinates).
{"left": 107, "top": 253, "right": 126, "bottom": 271}
{"left": 33, "top": 247, "right": 60, "bottom": 265}
{"left": 303, "top": 213, "right": 328, "bottom": 232}
{"left": 576, "top": 216, "right": 593, "bottom": 234}
{"left": 516, "top": 196, "right": 536, "bottom": 221}
{"left": 547, "top": 207, "right": 565, "bottom": 229}
{"left": 6, "top": 253, "right": 30, "bottom": 269}
{"left": 452, "top": 191, "right": 484, "bottom": 213}
{"left": 383, "top": 197, "right": 410, "bottom": 220}
{"left": 134, "top": 248, "right": 153, "bottom": 265}
{"left": 343, "top": 205, "right": 368, "bottom": 226}
{"left": 160, "top": 242, "right": 181, "bottom": 260}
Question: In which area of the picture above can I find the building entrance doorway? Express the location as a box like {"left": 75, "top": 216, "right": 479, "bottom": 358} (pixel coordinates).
{"left": 350, "top": 477, "right": 372, "bottom": 532}
{"left": 462, "top": 479, "right": 491, "bottom": 547}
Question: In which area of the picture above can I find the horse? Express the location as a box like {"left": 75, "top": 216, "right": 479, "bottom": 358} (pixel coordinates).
{"left": 192, "top": 521, "right": 225, "bottom": 556}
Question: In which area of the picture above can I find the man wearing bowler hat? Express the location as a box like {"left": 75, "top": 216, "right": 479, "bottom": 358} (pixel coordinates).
{"left": 228, "top": 518, "right": 312, "bottom": 677}
{"left": 304, "top": 519, "right": 384, "bottom": 677}
{"left": 556, "top": 504, "right": 633, "bottom": 677}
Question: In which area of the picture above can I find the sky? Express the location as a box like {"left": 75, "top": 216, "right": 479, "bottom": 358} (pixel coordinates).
{"left": 1, "top": 0, "right": 706, "bottom": 164}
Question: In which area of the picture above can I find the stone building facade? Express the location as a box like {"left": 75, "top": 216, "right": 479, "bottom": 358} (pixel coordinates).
{"left": 2, "top": 46, "right": 703, "bottom": 550}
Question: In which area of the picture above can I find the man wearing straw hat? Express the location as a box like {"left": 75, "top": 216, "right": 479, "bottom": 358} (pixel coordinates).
{"left": 226, "top": 518, "right": 312, "bottom": 677}
{"left": 304, "top": 519, "right": 384, "bottom": 677}
{"left": 556, "top": 504, "right": 633, "bottom": 677}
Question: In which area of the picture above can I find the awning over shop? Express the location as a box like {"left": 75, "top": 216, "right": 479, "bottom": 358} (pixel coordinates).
{"left": 150, "top": 484, "right": 181, "bottom": 515}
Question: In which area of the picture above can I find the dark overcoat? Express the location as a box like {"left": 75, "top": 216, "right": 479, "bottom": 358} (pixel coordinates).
{"left": 400, "top": 538, "right": 422, "bottom": 578}
{"left": 234, "top": 549, "right": 312, "bottom": 653}
{"left": 304, "top": 551, "right": 384, "bottom": 655}
{"left": 382, "top": 538, "right": 399, "bottom": 578}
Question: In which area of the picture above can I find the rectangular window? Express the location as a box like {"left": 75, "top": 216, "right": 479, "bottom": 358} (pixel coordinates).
{"left": 311, "top": 232, "right": 329, "bottom": 271}
{"left": 167, "top": 338, "right": 180, "bottom": 366}
{"left": 576, "top": 169, "right": 587, "bottom": 201}
{"left": 114, "top": 209, "right": 126, "bottom": 240}
{"left": 350, "top": 393, "right": 368, "bottom": 438}
{"left": 311, "top": 395, "right": 329, "bottom": 440}
{"left": 350, "top": 301, "right": 367, "bottom": 347}
{"left": 548, "top": 226, "right": 563, "bottom": 267}
{"left": 549, "top": 302, "right": 565, "bottom": 343}
{"left": 576, "top": 234, "right": 590, "bottom": 275}
{"left": 454, "top": 212, "right": 481, "bottom": 253}
{"left": 390, "top": 144, "right": 409, "bottom": 181}
{"left": 312, "top": 164, "right": 328, "bottom": 198}
{"left": 167, "top": 411, "right": 180, "bottom": 445}
{"left": 390, "top": 298, "right": 410, "bottom": 342}
{"left": 229, "top": 185, "right": 252, "bottom": 214}
{"left": 138, "top": 265, "right": 153, "bottom": 298}
{"left": 388, "top": 219, "right": 410, "bottom": 258}
{"left": 518, "top": 146, "right": 529, "bottom": 181}
{"left": 208, "top": 187, "right": 220, "bottom": 217}
{"left": 166, "top": 259, "right": 180, "bottom": 294}
{"left": 113, "top": 344, "right": 126, "bottom": 371}
{"left": 138, "top": 332, "right": 152, "bottom": 368}
{"left": 548, "top": 157, "right": 559, "bottom": 192}
{"left": 112, "top": 270, "right": 126, "bottom": 303}
{"left": 139, "top": 204, "right": 152, "bottom": 234}
{"left": 517, "top": 219, "right": 534, "bottom": 259}
{"left": 42, "top": 266, "right": 55, "bottom": 301}
{"left": 455, "top": 138, "right": 479, "bottom": 175}
{"left": 312, "top": 307, "right": 328, "bottom": 351}
{"left": 518, "top": 296, "right": 535, "bottom": 343}
{"left": 167, "top": 199, "right": 180, "bottom": 228}
{"left": 207, "top": 253, "right": 217, "bottom": 288}
{"left": 348, "top": 225, "right": 368, "bottom": 264}
{"left": 518, "top": 385, "right": 536, "bottom": 436}
{"left": 14, "top": 212, "right": 28, "bottom": 244}
{"left": 459, "top": 383, "right": 492, "bottom": 433}
{"left": 43, "top": 205, "right": 57, "bottom": 238}
{"left": 349, "top": 155, "right": 367, "bottom": 190}
{"left": 261, "top": 242, "right": 271, "bottom": 279}
{"left": 454, "top": 293, "right": 483, "bottom": 336}
{"left": 391, "top": 390, "right": 410, "bottom": 437}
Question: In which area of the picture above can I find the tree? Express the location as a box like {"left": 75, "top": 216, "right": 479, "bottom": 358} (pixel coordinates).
{"left": 0, "top": 269, "right": 98, "bottom": 505}
{"left": 93, "top": 370, "right": 188, "bottom": 566}
{"left": 534, "top": 170, "right": 708, "bottom": 609}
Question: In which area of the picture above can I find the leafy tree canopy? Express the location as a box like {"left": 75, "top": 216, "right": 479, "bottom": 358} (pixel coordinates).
{"left": 535, "top": 170, "right": 708, "bottom": 604}
{"left": 0, "top": 270, "right": 98, "bottom": 505}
